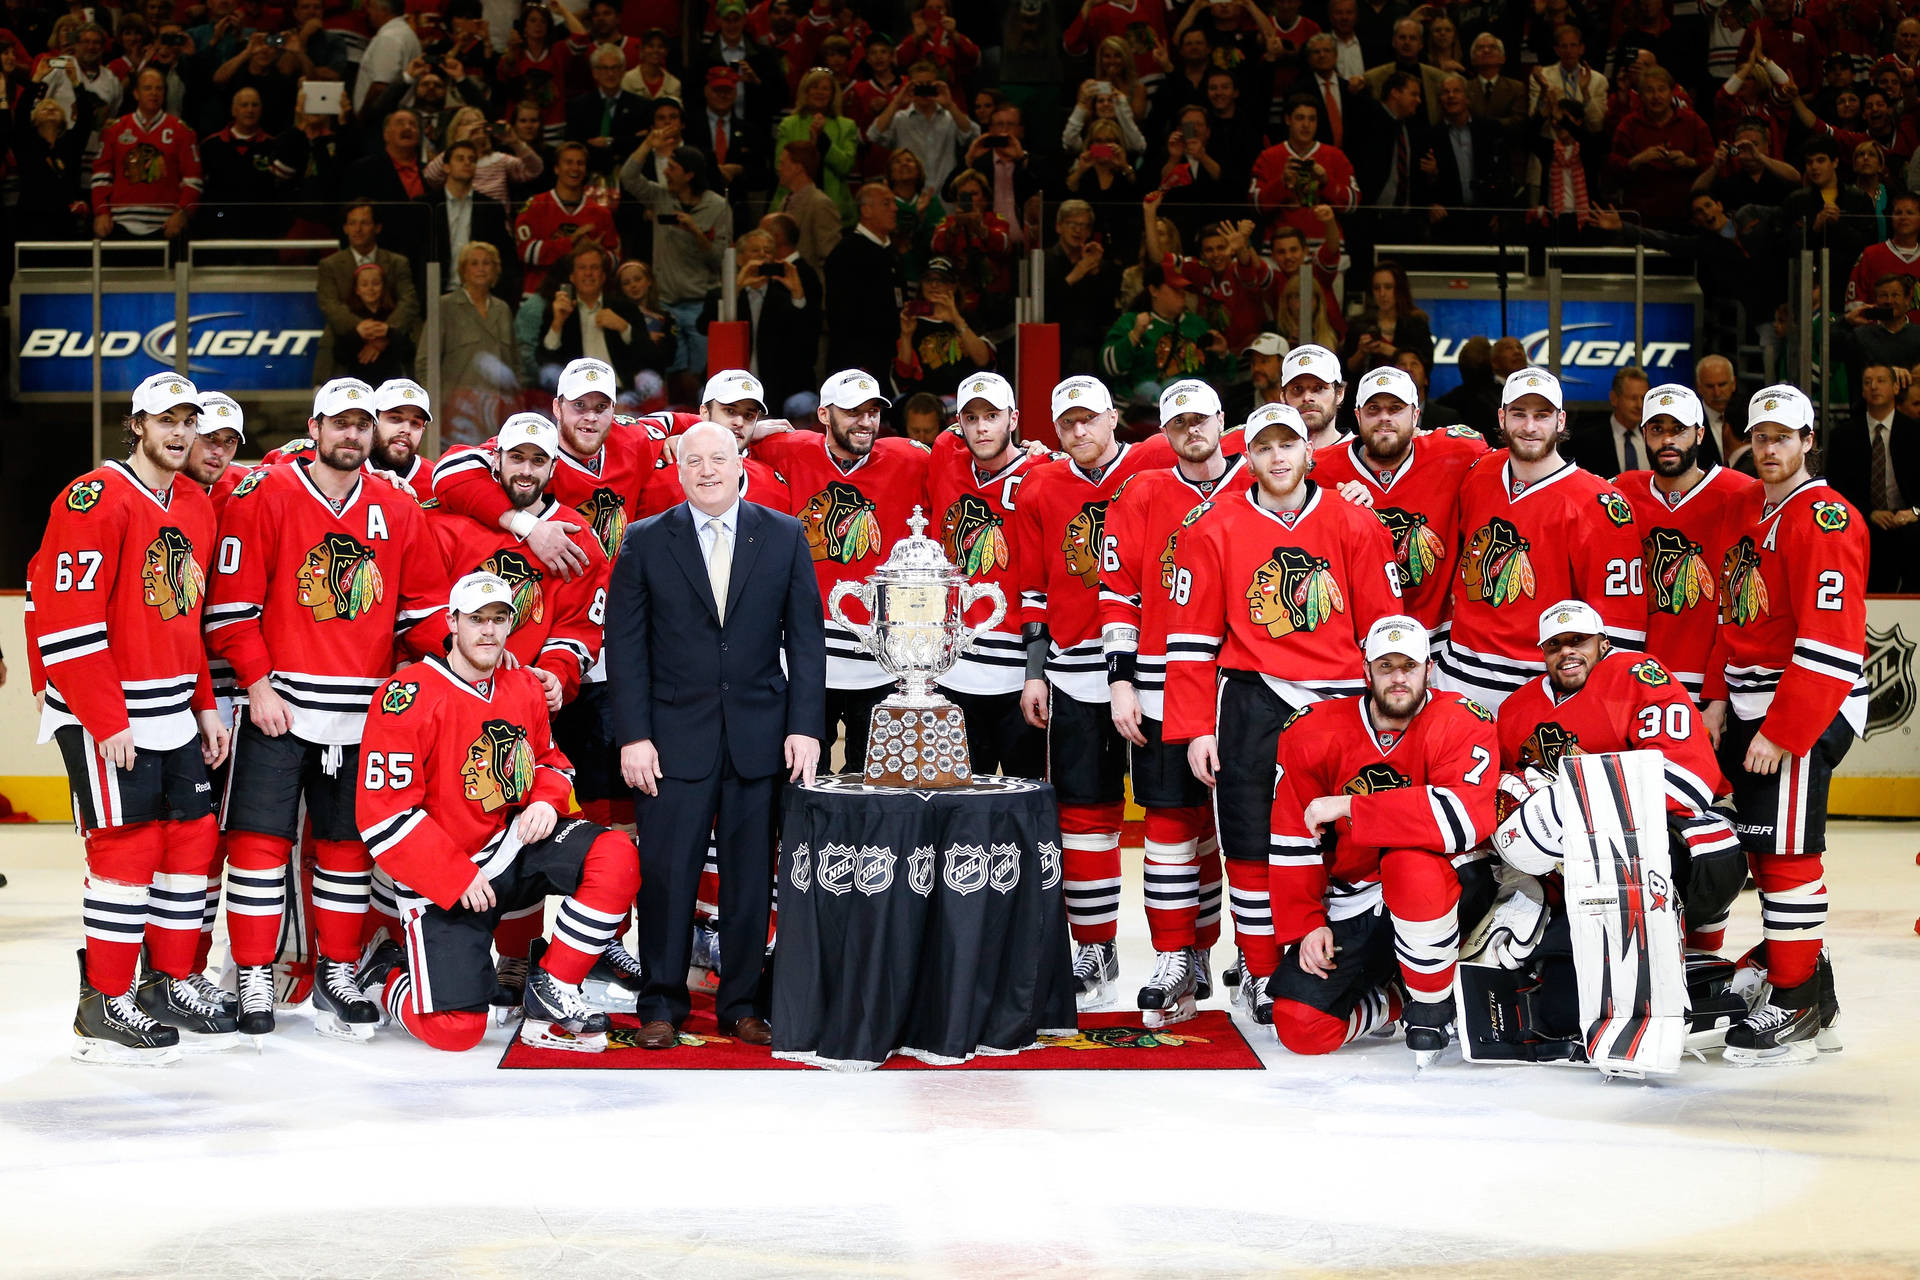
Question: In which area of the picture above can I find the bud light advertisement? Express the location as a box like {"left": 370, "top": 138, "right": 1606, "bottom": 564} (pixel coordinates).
{"left": 1423, "top": 297, "right": 1697, "bottom": 403}
{"left": 14, "top": 288, "right": 326, "bottom": 395}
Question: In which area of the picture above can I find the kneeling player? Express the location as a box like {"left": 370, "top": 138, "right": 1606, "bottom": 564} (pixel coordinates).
{"left": 1265, "top": 617, "right": 1498, "bottom": 1065}
{"left": 356, "top": 573, "right": 642, "bottom": 1052}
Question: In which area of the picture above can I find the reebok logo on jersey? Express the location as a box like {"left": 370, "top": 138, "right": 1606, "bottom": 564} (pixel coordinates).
{"left": 1643, "top": 527, "right": 1714, "bottom": 614}
{"left": 1722, "top": 536, "right": 1770, "bottom": 625}
{"left": 140, "top": 526, "right": 204, "bottom": 621}
{"left": 1375, "top": 506, "right": 1445, "bottom": 586}
{"left": 800, "top": 481, "right": 882, "bottom": 565}
{"left": 1061, "top": 499, "right": 1109, "bottom": 588}
{"left": 941, "top": 494, "right": 1008, "bottom": 575}
{"left": 1246, "top": 546, "right": 1345, "bottom": 638}
{"left": 1462, "top": 516, "right": 1536, "bottom": 607}
{"left": 297, "top": 531, "right": 385, "bottom": 622}
{"left": 462, "top": 718, "right": 536, "bottom": 813}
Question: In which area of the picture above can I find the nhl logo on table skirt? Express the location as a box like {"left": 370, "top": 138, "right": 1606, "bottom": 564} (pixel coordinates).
{"left": 944, "top": 844, "right": 990, "bottom": 895}
{"left": 790, "top": 842, "right": 812, "bottom": 893}
{"left": 1865, "top": 624, "right": 1918, "bottom": 738}
{"left": 989, "top": 843, "right": 1020, "bottom": 893}
{"left": 817, "top": 843, "right": 857, "bottom": 896}
{"left": 907, "top": 846, "right": 935, "bottom": 897}
{"left": 1038, "top": 841, "right": 1062, "bottom": 890}
{"left": 855, "top": 845, "right": 896, "bottom": 896}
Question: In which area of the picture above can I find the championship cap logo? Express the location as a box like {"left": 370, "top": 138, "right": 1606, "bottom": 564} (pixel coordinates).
{"left": 1175, "top": 392, "right": 1190, "bottom": 406}
{"left": 1068, "top": 387, "right": 1082, "bottom": 400}
{"left": 1765, "top": 398, "right": 1778, "bottom": 410}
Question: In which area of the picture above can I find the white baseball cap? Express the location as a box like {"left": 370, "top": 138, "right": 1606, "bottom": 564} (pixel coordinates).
{"left": 701, "top": 368, "right": 767, "bottom": 411}
{"left": 1050, "top": 374, "right": 1114, "bottom": 419}
{"left": 373, "top": 377, "right": 433, "bottom": 420}
{"left": 1639, "top": 383, "right": 1703, "bottom": 430}
{"left": 196, "top": 391, "right": 246, "bottom": 441}
{"left": 1501, "top": 367, "right": 1564, "bottom": 410}
{"left": 1242, "top": 332, "right": 1288, "bottom": 357}
{"left": 1746, "top": 383, "right": 1814, "bottom": 434}
{"left": 312, "top": 377, "right": 375, "bottom": 418}
{"left": 449, "top": 571, "right": 517, "bottom": 618}
{"left": 556, "top": 357, "right": 618, "bottom": 402}
{"left": 1159, "top": 378, "right": 1222, "bottom": 421}
{"left": 1356, "top": 365, "right": 1419, "bottom": 409}
{"left": 1244, "top": 401, "right": 1309, "bottom": 444}
{"left": 1363, "top": 614, "right": 1431, "bottom": 664}
{"left": 1282, "top": 343, "right": 1343, "bottom": 387}
{"left": 956, "top": 371, "right": 1016, "bottom": 413}
{"left": 497, "top": 411, "right": 560, "bottom": 457}
{"left": 131, "top": 371, "right": 205, "bottom": 417}
{"left": 1537, "top": 599, "right": 1606, "bottom": 646}
{"left": 820, "top": 368, "right": 892, "bottom": 411}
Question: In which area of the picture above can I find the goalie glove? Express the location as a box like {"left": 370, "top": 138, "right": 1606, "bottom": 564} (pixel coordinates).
{"left": 1493, "top": 765, "right": 1556, "bottom": 824}
{"left": 1492, "top": 783, "right": 1563, "bottom": 877}
{"left": 1461, "top": 871, "right": 1549, "bottom": 970}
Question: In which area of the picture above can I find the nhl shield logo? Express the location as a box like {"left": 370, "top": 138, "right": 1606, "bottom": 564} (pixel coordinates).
{"left": 907, "top": 846, "right": 935, "bottom": 897}
{"left": 989, "top": 843, "right": 1020, "bottom": 893}
{"left": 944, "top": 844, "right": 989, "bottom": 895}
{"left": 856, "top": 845, "right": 897, "bottom": 896}
{"left": 817, "top": 843, "right": 856, "bottom": 896}
{"left": 1038, "top": 841, "right": 1062, "bottom": 891}
{"left": 1864, "top": 624, "right": 1918, "bottom": 738}
{"left": 790, "top": 842, "right": 812, "bottom": 893}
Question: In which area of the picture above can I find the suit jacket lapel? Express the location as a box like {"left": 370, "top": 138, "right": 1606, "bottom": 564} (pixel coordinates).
{"left": 724, "top": 499, "right": 765, "bottom": 623}
{"left": 668, "top": 505, "right": 723, "bottom": 623}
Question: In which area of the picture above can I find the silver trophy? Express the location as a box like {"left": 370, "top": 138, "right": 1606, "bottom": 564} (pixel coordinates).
{"left": 827, "top": 507, "right": 1006, "bottom": 786}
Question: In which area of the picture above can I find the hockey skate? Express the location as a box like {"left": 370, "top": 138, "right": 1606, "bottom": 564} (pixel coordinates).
{"left": 581, "top": 938, "right": 646, "bottom": 1011}
{"left": 1403, "top": 995, "right": 1456, "bottom": 1074}
{"left": 311, "top": 957, "right": 380, "bottom": 1043}
{"left": 1233, "top": 951, "right": 1273, "bottom": 1025}
{"left": 1220, "top": 954, "right": 1242, "bottom": 989}
{"left": 73, "top": 950, "right": 182, "bottom": 1066}
{"left": 688, "top": 923, "right": 721, "bottom": 990}
{"left": 491, "top": 953, "right": 530, "bottom": 1027}
{"left": 135, "top": 965, "right": 241, "bottom": 1053}
{"left": 1137, "top": 948, "right": 1198, "bottom": 1028}
{"left": 1192, "top": 946, "right": 1214, "bottom": 1002}
{"left": 1071, "top": 940, "right": 1119, "bottom": 1011}
{"left": 234, "top": 963, "right": 277, "bottom": 1044}
{"left": 519, "top": 962, "right": 611, "bottom": 1052}
{"left": 1681, "top": 954, "right": 1750, "bottom": 1059}
{"left": 1814, "top": 949, "right": 1843, "bottom": 1053}
{"left": 182, "top": 969, "right": 240, "bottom": 1016}
{"left": 1723, "top": 971, "right": 1822, "bottom": 1067}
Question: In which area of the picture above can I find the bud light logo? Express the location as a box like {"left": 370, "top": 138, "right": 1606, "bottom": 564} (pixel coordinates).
{"left": 1424, "top": 298, "right": 1696, "bottom": 402}
{"left": 15, "top": 289, "right": 326, "bottom": 394}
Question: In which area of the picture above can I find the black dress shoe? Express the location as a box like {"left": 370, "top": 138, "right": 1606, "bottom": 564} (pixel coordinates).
{"left": 722, "top": 1016, "right": 772, "bottom": 1046}
{"left": 637, "top": 1019, "right": 677, "bottom": 1049}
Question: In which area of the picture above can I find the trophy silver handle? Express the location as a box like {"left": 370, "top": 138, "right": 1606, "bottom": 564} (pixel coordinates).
{"left": 828, "top": 579, "right": 879, "bottom": 657}
{"left": 957, "top": 581, "right": 1007, "bottom": 653}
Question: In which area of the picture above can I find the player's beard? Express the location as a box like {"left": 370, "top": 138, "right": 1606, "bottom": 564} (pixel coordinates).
{"left": 965, "top": 424, "right": 1013, "bottom": 465}
{"left": 1172, "top": 431, "right": 1218, "bottom": 465}
{"left": 1360, "top": 422, "right": 1412, "bottom": 469}
{"left": 506, "top": 475, "right": 546, "bottom": 508}
{"left": 1506, "top": 429, "right": 1559, "bottom": 464}
{"left": 371, "top": 434, "right": 414, "bottom": 473}
{"left": 1367, "top": 682, "right": 1421, "bottom": 725}
{"left": 827, "top": 412, "right": 876, "bottom": 459}
{"left": 1652, "top": 441, "right": 1698, "bottom": 478}
{"left": 1547, "top": 652, "right": 1593, "bottom": 695}
{"left": 318, "top": 440, "right": 366, "bottom": 472}
{"left": 138, "top": 428, "right": 191, "bottom": 475}
{"left": 183, "top": 449, "right": 224, "bottom": 487}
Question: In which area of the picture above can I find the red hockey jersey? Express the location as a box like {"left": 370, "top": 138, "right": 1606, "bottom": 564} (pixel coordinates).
{"left": 433, "top": 418, "right": 665, "bottom": 564}
{"left": 261, "top": 439, "right": 439, "bottom": 502}
{"left": 1164, "top": 480, "right": 1402, "bottom": 742}
{"left": 1438, "top": 455, "right": 1648, "bottom": 710}
{"left": 31, "top": 461, "right": 217, "bottom": 750}
{"left": 204, "top": 460, "right": 448, "bottom": 745}
{"left": 356, "top": 655, "right": 576, "bottom": 910}
{"left": 927, "top": 434, "right": 1042, "bottom": 697}
{"left": 1617, "top": 464, "right": 1763, "bottom": 697}
{"left": 1266, "top": 690, "right": 1499, "bottom": 943}
{"left": 514, "top": 191, "right": 622, "bottom": 297}
{"left": 209, "top": 463, "right": 253, "bottom": 516}
{"left": 637, "top": 452, "right": 791, "bottom": 519}
{"left": 1097, "top": 457, "right": 1246, "bottom": 720}
{"left": 428, "top": 497, "right": 610, "bottom": 704}
{"left": 1703, "top": 477, "right": 1869, "bottom": 756}
{"left": 752, "top": 429, "right": 933, "bottom": 690}
{"left": 1312, "top": 428, "right": 1489, "bottom": 631}
{"left": 91, "top": 109, "right": 202, "bottom": 236}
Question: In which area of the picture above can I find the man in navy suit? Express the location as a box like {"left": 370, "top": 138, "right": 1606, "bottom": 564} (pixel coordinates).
{"left": 607, "top": 422, "right": 826, "bottom": 1048}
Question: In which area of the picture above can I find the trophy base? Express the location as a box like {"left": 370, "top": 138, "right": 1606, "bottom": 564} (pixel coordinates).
{"left": 861, "top": 698, "right": 973, "bottom": 789}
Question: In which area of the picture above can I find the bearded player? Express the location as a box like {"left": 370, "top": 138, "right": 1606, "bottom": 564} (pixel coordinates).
{"left": 1165, "top": 402, "right": 1402, "bottom": 1024}
{"left": 1281, "top": 344, "right": 1350, "bottom": 451}
{"left": 1703, "top": 385, "right": 1863, "bottom": 1066}
{"left": 1098, "top": 379, "right": 1241, "bottom": 1021}
{"left": 1266, "top": 616, "right": 1499, "bottom": 1065}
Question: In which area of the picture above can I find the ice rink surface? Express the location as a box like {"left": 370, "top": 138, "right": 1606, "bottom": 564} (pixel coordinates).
{"left": 2, "top": 821, "right": 1918, "bottom": 1280}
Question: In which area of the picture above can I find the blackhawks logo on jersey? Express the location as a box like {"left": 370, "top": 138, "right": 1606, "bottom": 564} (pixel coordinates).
{"left": 1643, "top": 527, "right": 1715, "bottom": 615}
{"left": 1343, "top": 762, "right": 1412, "bottom": 795}
{"left": 479, "top": 549, "right": 545, "bottom": 629}
{"left": 277, "top": 437, "right": 316, "bottom": 459}
{"left": 232, "top": 470, "right": 264, "bottom": 498}
{"left": 1630, "top": 657, "right": 1672, "bottom": 687}
{"left": 1461, "top": 516, "right": 1536, "bottom": 607}
{"left": 296, "top": 531, "right": 385, "bottom": 622}
{"left": 940, "top": 494, "right": 1008, "bottom": 576}
{"left": 66, "top": 479, "right": 105, "bottom": 513}
{"left": 1159, "top": 501, "right": 1215, "bottom": 590}
{"left": 1722, "top": 536, "right": 1770, "bottom": 626}
{"left": 1518, "top": 722, "right": 1581, "bottom": 773}
{"left": 380, "top": 681, "right": 419, "bottom": 714}
{"left": 1811, "top": 500, "right": 1851, "bottom": 533}
{"left": 140, "top": 526, "right": 205, "bottom": 621}
{"left": 1061, "top": 499, "right": 1110, "bottom": 589}
{"left": 462, "top": 718, "right": 537, "bottom": 813}
{"left": 1375, "top": 507, "right": 1446, "bottom": 587}
{"left": 575, "top": 486, "right": 628, "bottom": 560}
{"left": 1246, "top": 546, "right": 1345, "bottom": 638}
{"left": 1461, "top": 698, "right": 1495, "bottom": 723}
{"left": 1597, "top": 492, "right": 1634, "bottom": 528}
{"left": 800, "top": 481, "right": 882, "bottom": 565}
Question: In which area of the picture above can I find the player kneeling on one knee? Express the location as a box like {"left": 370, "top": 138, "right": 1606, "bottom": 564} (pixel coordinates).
{"left": 1267, "top": 617, "right": 1500, "bottom": 1062}
{"left": 356, "top": 573, "right": 641, "bottom": 1053}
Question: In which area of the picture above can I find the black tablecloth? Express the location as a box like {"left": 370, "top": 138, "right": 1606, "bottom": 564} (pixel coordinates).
{"left": 770, "top": 776, "right": 1078, "bottom": 1069}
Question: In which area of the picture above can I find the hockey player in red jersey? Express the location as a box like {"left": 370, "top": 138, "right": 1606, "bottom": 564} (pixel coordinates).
{"left": 1012, "top": 374, "right": 1172, "bottom": 1008}
{"left": 1494, "top": 600, "right": 1747, "bottom": 955}
{"left": 90, "top": 67, "right": 201, "bottom": 239}
{"left": 355, "top": 572, "right": 642, "bottom": 1053}
{"left": 1098, "top": 378, "right": 1240, "bottom": 1022}
{"left": 187, "top": 392, "right": 251, "bottom": 515}
{"left": 1437, "top": 367, "right": 1648, "bottom": 710}
{"left": 368, "top": 378, "right": 437, "bottom": 500}
{"left": 1614, "top": 384, "right": 1764, "bottom": 701}
{"left": 637, "top": 370, "right": 792, "bottom": 518}
{"left": 1313, "top": 365, "right": 1488, "bottom": 631}
{"left": 1703, "top": 385, "right": 1863, "bottom": 1065}
{"left": 927, "top": 372, "right": 1044, "bottom": 777}
{"left": 204, "top": 377, "right": 448, "bottom": 1042}
{"left": 1280, "top": 343, "right": 1350, "bottom": 452}
{"left": 1266, "top": 616, "right": 1499, "bottom": 1064}
{"left": 753, "top": 369, "right": 932, "bottom": 771}
{"left": 1164, "top": 401, "right": 1402, "bottom": 1023}
{"left": 33, "top": 372, "right": 236, "bottom": 1063}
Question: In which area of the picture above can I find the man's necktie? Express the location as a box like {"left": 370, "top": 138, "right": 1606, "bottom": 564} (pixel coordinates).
{"left": 707, "top": 517, "right": 732, "bottom": 623}
{"left": 715, "top": 117, "right": 728, "bottom": 166}
{"left": 1322, "top": 77, "right": 1342, "bottom": 146}
{"left": 1873, "top": 423, "right": 1893, "bottom": 511}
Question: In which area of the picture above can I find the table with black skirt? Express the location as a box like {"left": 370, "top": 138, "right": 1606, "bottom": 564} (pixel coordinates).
{"left": 770, "top": 775, "right": 1079, "bottom": 1070}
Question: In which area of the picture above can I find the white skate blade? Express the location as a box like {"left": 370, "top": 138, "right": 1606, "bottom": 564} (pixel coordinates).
{"left": 1722, "top": 1039, "right": 1818, "bottom": 1068}
{"left": 1074, "top": 978, "right": 1118, "bottom": 1012}
{"left": 71, "top": 1036, "right": 183, "bottom": 1067}
{"left": 492, "top": 1003, "right": 522, "bottom": 1028}
{"left": 1816, "top": 1020, "right": 1844, "bottom": 1053}
{"left": 1141, "top": 995, "right": 1197, "bottom": 1028}
{"left": 312, "top": 1010, "right": 376, "bottom": 1043}
{"left": 580, "top": 977, "right": 641, "bottom": 1011}
{"left": 518, "top": 1019, "right": 607, "bottom": 1053}
{"left": 176, "top": 1029, "right": 244, "bottom": 1054}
